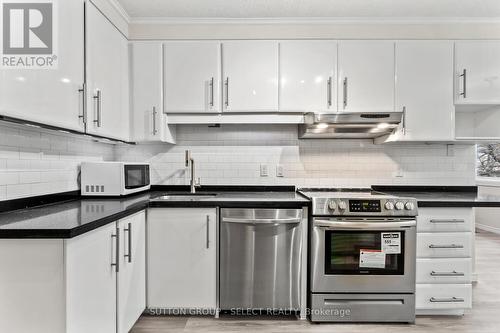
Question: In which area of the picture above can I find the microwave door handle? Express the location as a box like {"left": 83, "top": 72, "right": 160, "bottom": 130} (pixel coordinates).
{"left": 314, "top": 220, "right": 416, "bottom": 229}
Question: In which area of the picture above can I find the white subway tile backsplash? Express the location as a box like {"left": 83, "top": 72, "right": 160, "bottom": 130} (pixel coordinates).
{"left": 0, "top": 123, "right": 114, "bottom": 201}
{"left": 0, "top": 122, "right": 478, "bottom": 201}
{"left": 115, "top": 125, "right": 477, "bottom": 188}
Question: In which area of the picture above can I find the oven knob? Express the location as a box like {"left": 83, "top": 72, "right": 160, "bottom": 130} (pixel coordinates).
{"left": 405, "top": 202, "right": 415, "bottom": 210}
{"left": 384, "top": 202, "right": 395, "bottom": 210}
{"left": 328, "top": 200, "right": 337, "bottom": 211}
{"left": 395, "top": 201, "right": 404, "bottom": 210}
{"left": 338, "top": 201, "right": 347, "bottom": 211}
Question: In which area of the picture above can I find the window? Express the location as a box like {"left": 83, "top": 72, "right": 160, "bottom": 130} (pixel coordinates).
{"left": 477, "top": 144, "right": 500, "bottom": 178}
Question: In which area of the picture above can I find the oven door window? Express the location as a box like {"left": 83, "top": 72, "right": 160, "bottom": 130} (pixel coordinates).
{"left": 124, "top": 165, "right": 150, "bottom": 189}
{"left": 325, "top": 230, "right": 405, "bottom": 275}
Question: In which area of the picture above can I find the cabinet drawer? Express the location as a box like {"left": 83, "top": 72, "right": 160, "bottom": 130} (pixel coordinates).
{"left": 416, "top": 284, "right": 472, "bottom": 310}
{"left": 416, "top": 258, "right": 471, "bottom": 284}
{"left": 417, "top": 232, "right": 471, "bottom": 258}
{"left": 417, "top": 208, "right": 473, "bottom": 232}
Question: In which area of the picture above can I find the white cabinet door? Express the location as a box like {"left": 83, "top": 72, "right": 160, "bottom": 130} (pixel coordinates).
{"left": 118, "top": 211, "right": 146, "bottom": 333}
{"left": 65, "top": 223, "right": 118, "bottom": 333}
{"left": 147, "top": 208, "right": 217, "bottom": 309}
{"left": 280, "top": 41, "right": 337, "bottom": 112}
{"left": 86, "top": 2, "right": 129, "bottom": 141}
{"left": 338, "top": 41, "right": 395, "bottom": 112}
{"left": 164, "top": 41, "right": 221, "bottom": 113}
{"left": 222, "top": 41, "right": 279, "bottom": 112}
{"left": 130, "top": 42, "right": 176, "bottom": 143}
{"left": 455, "top": 41, "right": 500, "bottom": 104}
{"left": 0, "top": 0, "right": 85, "bottom": 131}
{"left": 391, "top": 41, "right": 454, "bottom": 141}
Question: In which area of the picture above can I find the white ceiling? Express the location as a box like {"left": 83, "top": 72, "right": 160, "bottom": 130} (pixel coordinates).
{"left": 116, "top": 0, "right": 500, "bottom": 20}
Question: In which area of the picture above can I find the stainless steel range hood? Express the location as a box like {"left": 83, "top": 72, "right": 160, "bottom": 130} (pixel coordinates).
{"left": 299, "top": 112, "right": 403, "bottom": 139}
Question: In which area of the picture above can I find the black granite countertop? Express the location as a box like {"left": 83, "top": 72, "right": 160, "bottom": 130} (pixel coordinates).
{"left": 372, "top": 186, "right": 500, "bottom": 207}
{"left": 0, "top": 186, "right": 309, "bottom": 239}
{"left": 4, "top": 184, "right": 500, "bottom": 239}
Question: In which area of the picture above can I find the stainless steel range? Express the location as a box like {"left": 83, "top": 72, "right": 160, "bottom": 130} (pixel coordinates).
{"left": 299, "top": 189, "right": 418, "bottom": 323}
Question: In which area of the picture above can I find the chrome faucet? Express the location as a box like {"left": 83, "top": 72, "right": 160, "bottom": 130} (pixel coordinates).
{"left": 185, "top": 150, "right": 200, "bottom": 193}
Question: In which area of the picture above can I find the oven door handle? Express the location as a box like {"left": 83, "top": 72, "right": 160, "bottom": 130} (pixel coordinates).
{"left": 314, "top": 219, "right": 416, "bottom": 230}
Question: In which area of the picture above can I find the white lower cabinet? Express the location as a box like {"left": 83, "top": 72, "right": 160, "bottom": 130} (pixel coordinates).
{"left": 147, "top": 208, "right": 217, "bottom": 309}
{"left": 0, "top": 211, "right": 146, "bottom": 333}
{"left": 67, "top": 210, "right": 146, "bottom": 333}
{"left": 117, "top": 212, "right": 147, "bottom": 333}
{"left": 416, "top": 207, "right": 474, "bottom": 316}
{"left": 416, "top": 284, "right": 472, "bottom": 312}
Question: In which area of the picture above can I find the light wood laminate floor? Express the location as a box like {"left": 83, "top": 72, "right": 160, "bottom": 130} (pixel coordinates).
{"left": 131, "top": 230, "right": 500, "bottom": 333}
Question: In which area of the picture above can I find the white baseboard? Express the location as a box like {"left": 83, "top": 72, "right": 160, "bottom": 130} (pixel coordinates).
{"left": 416, "top": 309, "right": 465, "bottom": 316}
{"left": 476, "top": 223, "right": 500, "bottom": 235}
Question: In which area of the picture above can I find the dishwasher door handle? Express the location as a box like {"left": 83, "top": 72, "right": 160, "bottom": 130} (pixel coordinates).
{"left": 221, "top": 217, "right": 302, "bottom": 225}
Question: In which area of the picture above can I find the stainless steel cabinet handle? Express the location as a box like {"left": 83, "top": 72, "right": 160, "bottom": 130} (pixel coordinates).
{"left": 430, "top": 271, "right": 465, "bottom": 277}
{"left": 224, "top": 77, "right": 229, "bottom": 107}
{"left": 209, "top": 77, "right": 214, "bottom": 108}
{"left": 93, "top": 89, "right": 102, "bottom": 127}
{"left": 206, "top": 215, "right": 210, "bottom": 249}
{"left": 459, "top": 69, "right": 467, "bottom": 98}
{"left": 327, "top": 77, "right": 333, "bottom": 107}
{"left": 430, "top": 297, "right": 464, "bottom": 303}
{"left": 402, "top": 106, "right": 406, "bottom": 135}
{"left": 152, "top": 107, "right": 158, "bottom": 135}
{"left": 78, "top": 83, "right": 86, "bottom": 124}
{"left": 429, "top": 244, "right": 464, "bottom": 249}
{"left": 124, "top": 222, "right": 132, "bottom": 263}
{"left": 429, "top": 219, "right": 465, "bottom": 224}
{"left": 111, "top": 227, "right": 120, "bottom": 273}
{"left": 343, "top": 77, "right": 348, "bottom": 109}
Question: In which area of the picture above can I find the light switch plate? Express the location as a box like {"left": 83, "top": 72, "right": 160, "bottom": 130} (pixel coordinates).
{"left": 276, "top": 165, "right": 284, "bottom": 177}
{"left": 260, "top": 164, "right": 268, "bottom": 177}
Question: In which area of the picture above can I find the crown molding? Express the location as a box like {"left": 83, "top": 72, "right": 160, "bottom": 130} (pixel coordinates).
{"left": 128, "top": 16, "right": 500, "bottom": 25}
{"left": 107, "top": 0, "right": 131, "bottom": 23}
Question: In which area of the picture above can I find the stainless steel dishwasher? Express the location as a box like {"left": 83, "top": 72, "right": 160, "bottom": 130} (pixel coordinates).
{"left": 220, "top": 208, "right": 304, "bottom": 312}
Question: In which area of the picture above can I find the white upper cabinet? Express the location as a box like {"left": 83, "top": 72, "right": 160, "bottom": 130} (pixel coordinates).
{"left": 222, "top": 41, "right": 279, "bottom": 112}
{"left": 130, "top": 42, "right": 176, "bottom": 143}
{"left": 86, "top": 2, "right": 129, "bottom": 141}
{"left": 338, "top": 41, "right": 395, "bottom": 112}
{"left": 386, "top": 41, "right": 455, "bottom": 142}
{"left": 0, "top": 0, "right": 85, "bottom": 131}
{"left": 280, "top": 41, "right": 337, "bottom": 112}
{"left": 455, "top": 41, "right": 500, "bottom": 105}
{"left": 164, "top": 42, "right": 221, "bottom": 113}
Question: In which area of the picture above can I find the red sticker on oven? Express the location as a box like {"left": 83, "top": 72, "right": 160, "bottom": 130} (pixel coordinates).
{"left": 359, "top": 249, "right": 386, "bottom": 269}
{"left": 381, "top": 232, "right": 401, "bottom": 254}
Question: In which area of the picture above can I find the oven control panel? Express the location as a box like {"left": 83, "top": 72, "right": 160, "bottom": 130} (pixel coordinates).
{"left": 308, "top": 196, "right": 418, "bottom": 216}
{"left": 349, "top": 200, "right": 381, "bottom": 213}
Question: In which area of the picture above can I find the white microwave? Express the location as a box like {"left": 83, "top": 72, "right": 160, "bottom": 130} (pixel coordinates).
{"left": 81, "top": 162, "right": 151, "bottom": 196}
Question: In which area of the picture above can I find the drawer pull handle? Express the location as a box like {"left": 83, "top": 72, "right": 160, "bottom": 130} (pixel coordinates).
{"left": 429, "top": 219, "right": 465, "bottom": 223}
{"left": 430, "top": 297, "right": 465, "bottom": 303}
{"left": 429, "top": 244, "right": 464, "bottom": 249}
{"left": 430, "top": 271, "right": 465, "bottom": 277}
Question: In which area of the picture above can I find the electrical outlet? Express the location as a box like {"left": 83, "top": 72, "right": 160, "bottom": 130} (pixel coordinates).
{"left": 447, "top": 144, "right": 455, "bottom": 157}
{"left": 394, "top": 168, "right": 404, "bottom": 178}
{"left": 276, "top": 165, "right": 284, "bottom": 177}
{"left": 260, "top": 164, "right": 268, "bottom": 177}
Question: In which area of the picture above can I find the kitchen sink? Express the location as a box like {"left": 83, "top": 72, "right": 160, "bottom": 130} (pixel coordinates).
{"left": 155, "top": 193, "right": 218, "bottom": 201}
